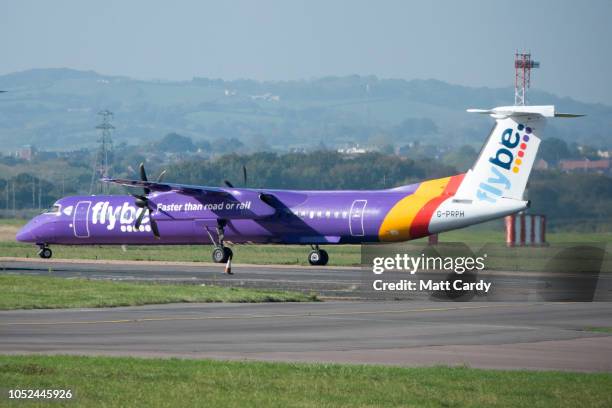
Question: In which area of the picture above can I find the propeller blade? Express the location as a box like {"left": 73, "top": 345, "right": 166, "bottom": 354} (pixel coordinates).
{"left": 224, "top": 180, "right": 234, "bottom": 188}
{"left": 139, "top": 163, "right": 150, "bottom": 195}
{"left": 157, "top": 169, "right": 167, "bottom": 182}
{"left": 139, "top": 162, "right": 148, "bottom": 182}
{"left": 149, "top": 214, "right": 160, "bottom": 239}
{"left": 242, "top": 165, "right": 247, "bottom": 186}
{"left": 130, "top": 164, "right": 158, "bottom": 237}
{"left": 134, "top": 208, "right": 146, "bottom": 229}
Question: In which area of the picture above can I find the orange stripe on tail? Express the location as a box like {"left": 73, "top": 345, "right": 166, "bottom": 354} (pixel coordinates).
{"left": 409, "top": 173, "right": 465, "bottom": 238}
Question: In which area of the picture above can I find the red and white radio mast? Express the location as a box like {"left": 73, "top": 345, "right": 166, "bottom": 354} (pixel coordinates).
{"left": 514, "top": 51, "right": 540, "bottom": 106}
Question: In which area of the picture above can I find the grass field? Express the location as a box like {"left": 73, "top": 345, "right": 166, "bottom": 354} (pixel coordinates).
{"left": 1, "top": 355, "right": 611, "bottom": 408}
{"left": 0, "top": 275, "right": 316, "bottom": 310}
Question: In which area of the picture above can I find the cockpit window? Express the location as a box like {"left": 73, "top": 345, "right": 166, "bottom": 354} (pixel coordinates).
{"left": 44, "top": 204, "right": 61, "bottom": 214}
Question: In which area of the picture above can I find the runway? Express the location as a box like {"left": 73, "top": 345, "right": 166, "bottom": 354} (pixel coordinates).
{"left": 0, "top": 257, "right": 365, "bottom": 298}
{"left": 2, "top": 257, "right": 611, "bottom": 301}
{"left": 1, "top": 258, "right": 612, "bottom": 371}
{"left": 1, "top": 301, "right": 612, "bottom": 372}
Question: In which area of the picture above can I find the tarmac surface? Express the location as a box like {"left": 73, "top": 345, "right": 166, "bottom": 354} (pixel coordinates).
{"left": 2, "top": 257, "right": 610, "bottom": 301}
{"left": 1, "top": 258, "right": 612, "bottom": 371}
{"left": 0, "top": 258, "right": 364, "bottom": 297}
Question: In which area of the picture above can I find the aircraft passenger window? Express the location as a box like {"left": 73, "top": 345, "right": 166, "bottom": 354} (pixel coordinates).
{"left": 325, "top": 211, "right": 331, "bottom": 218}
{"left": 309, "top": 211, "right": 314, "bottom": 219}
{"left": 342, "top": 211, "right": 348, "bottom": 219}
{"left": 334, "top": 211, "right": 340, "bottom": 218}
{"left": 317, "top": 211, "right": 322, "bottom": 218}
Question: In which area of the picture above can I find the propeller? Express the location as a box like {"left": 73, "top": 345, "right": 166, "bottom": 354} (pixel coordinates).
{"left": 132, "top": 163, "right": 165, "bottom": 239}
{"left": 224, "top": 165, "right": 248, "bottom": 188}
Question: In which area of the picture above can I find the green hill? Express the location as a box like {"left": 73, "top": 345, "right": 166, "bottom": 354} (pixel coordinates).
{"left": 0, "top": 68, "right": 610, "bottom": 151}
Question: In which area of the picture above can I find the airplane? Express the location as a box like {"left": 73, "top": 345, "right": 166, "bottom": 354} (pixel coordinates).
{"left": 16, "top": 105, "right": 580, "bottom": 267}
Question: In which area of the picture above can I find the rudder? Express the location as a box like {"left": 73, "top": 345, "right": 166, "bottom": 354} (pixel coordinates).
{"left": 455, "top": 108, "right": 545, "bottom": 203}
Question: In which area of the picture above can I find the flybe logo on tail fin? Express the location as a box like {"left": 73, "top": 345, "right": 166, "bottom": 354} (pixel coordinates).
{"left": 477, "top": 124, "right": 532, "bottom": 203}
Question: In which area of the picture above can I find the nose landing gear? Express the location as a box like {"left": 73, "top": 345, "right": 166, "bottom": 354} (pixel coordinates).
{"left": 37, "top": 244, "right": 52, "bottom": 259}
{"left": 308, "top": 245, "right": 329, "bottom": 266}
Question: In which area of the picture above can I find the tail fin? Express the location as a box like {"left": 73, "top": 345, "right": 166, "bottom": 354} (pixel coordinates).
{"left": 455, "top": 105, "right": 582, "bottom": 203}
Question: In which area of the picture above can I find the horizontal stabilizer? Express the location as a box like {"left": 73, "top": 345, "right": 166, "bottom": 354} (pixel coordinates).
{"left": 554, "top": 113, "right": 586, "bottom": 118}
{"left": 467, "top": 105, "right": 584, "bottom": 119}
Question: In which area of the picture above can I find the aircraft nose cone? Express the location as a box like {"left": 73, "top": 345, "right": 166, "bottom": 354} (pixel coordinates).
{"left": 16, "top": 226, "right": 36, "bottom": 243}
{"left": 15, "top": 217, "right": 55, "bottom": 243}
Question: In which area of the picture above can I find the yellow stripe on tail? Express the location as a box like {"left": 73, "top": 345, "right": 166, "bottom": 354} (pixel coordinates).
{"left": 378, "top": 177, "right": 451, "bottom": 242}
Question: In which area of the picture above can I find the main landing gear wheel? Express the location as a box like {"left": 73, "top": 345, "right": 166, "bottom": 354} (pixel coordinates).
{"left": 212, "top": 246, "right": 233, "bottom": 263}
{"left": 38, "top": 246, "right": 52, "bottom": 259}
{"left": 205, "top": 219, "right": 233, "bottom": 265}
{"left": 308, "top": 248, "right": 328, "bottom": 266}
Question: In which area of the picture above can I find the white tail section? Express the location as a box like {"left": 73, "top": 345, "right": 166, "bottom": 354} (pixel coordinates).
{"left": 456, "top": 106, "right": 550, "bottom": 203}
{"left": 427, "top": 105, "right": 583, "bottom": 235}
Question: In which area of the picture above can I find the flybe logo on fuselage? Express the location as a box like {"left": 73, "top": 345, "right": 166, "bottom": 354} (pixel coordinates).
{"left": 477, "top": 124, "right": 532, "bottom": 203}
{"left": 91, "top": 201, "right": 151, "bottom": 232}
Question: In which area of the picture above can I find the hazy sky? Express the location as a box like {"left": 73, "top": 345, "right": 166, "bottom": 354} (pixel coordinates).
{"left": 2, "top": 0, "right": 611, "bottom": 104}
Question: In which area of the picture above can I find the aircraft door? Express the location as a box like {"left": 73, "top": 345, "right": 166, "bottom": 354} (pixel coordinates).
{"left": 73, "top": 201, "right": 91, "bottom": 238}
{"left": 349, "top": 200, "right": 367, "bottom": 237}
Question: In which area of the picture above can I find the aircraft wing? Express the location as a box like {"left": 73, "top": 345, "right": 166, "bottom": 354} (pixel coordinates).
{"left": 102, "top": 177, "right": 277, "bottom": 218}
{"left": 102, "top": 177, "right": 230, "bottom": 196}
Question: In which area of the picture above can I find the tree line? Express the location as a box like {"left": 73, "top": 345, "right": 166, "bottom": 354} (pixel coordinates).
{"left": 1, "top": 151, "right": 610, "bottom": 231}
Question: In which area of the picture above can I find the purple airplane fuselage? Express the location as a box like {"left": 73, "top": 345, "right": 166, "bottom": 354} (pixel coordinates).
{"left": 17, "top": 184, "right": 426, "bottom": 246}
